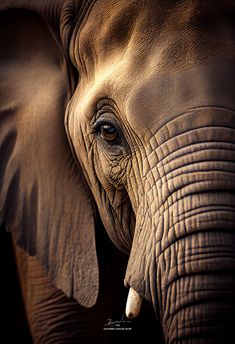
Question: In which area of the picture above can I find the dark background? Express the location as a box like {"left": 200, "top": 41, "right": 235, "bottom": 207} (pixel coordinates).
{"left": 0, "top": 226, "right": 32, "bottom": 342}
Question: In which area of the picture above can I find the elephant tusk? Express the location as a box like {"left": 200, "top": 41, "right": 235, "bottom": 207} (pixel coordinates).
{"left": 125, "top": 287, "right": 142, "bottom": 318}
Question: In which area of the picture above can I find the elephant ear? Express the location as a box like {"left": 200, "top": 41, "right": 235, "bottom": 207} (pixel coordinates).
{"left": 0, "top": 9, "right": 98, "bottom": 307}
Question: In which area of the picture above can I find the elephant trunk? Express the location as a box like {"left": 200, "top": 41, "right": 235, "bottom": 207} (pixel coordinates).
{"left": 125, "top": 109, "right": 235, "bottom": 343}
{"left": 159, "top": 231, "right": 235, "bottom": 343}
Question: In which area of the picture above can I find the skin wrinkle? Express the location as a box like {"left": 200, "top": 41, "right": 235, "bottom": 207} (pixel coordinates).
{"left": 143, "top": 131, "right": 235, "bottom": 204}
{"left": 162, "top": 232, "right": 235, "bottom": 277}
{"left": 178, "top": 204, "right": 235, "bottom": 219}
{"left": 164, "top": 283, "right": 235, "bottom": 329}
{"left": 163, "top": 284, "right": 235, "bottom": 338}
{"left": 144, "top": 199, "right": 159, "bottom": 307}
{"left": 155, "top": 140, "right": 235, "bottom": 171}
{"left": 155, "top": 143, "right": 235, "bottom": 176}
{"left": 144, "top": 105, "right": 235, "bottom": 146}
{"left": 144, "top": 123, "right": 235, "bottom": 168}
{"left": 168, "top": 237, "right": 235, "bottom": 273}
{"left": 69, "top": 1, "right": 98, "bottom": 76}
{"left": 90, "top": 130, "right": 135, "bottom": 250}
{"left": 163, "top": 169, "right": 235, "bottom": 190}
{"left": 167, "top": 194, "right": 235, "bottom": 229}
{"left": 126, "top": 158, "right": 142, "bottom": 210}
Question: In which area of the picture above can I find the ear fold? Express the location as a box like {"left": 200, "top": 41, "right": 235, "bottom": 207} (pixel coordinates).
{"left": 0, "top": 9, "right": 98, "bottom": 307}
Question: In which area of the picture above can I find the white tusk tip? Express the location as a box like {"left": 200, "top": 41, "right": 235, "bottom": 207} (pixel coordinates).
{"left": 125, "top": 287, "right": 142, "bottom": 319}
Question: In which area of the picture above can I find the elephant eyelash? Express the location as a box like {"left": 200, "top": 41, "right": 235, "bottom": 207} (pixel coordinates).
{"left": 91, "top": 120, "right": 110, "bottom": 133}
{"left": 91, "top": 116, "right": 119, "bottom": 135}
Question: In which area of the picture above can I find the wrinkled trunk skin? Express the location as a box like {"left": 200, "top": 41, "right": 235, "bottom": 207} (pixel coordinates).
{"left": 125, "top": 109, "right": 235, "bottom": 343}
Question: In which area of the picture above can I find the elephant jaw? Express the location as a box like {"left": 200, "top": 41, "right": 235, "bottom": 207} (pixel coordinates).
{"left": 125, "top": 287, "right": 142, "bottom": 318}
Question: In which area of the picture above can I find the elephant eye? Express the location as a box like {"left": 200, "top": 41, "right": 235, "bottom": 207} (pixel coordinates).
{"left": 92, "top": 111, "right": 123, "bottom": 146}
{"left": 100, "top": 124, "right": 118, "bottom": 142}
{"left": 94, "top": 120, "right": 122, "bottom": 145}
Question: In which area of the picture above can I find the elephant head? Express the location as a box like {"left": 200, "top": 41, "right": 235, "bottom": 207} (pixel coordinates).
{"left": 1, "top": 0, "right": 235, "bottom": 343}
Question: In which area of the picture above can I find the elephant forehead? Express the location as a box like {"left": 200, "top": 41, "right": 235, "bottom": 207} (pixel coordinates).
{"left": 76, "top": 0, "right": 155, "bottom": 75}
{"left": 125, "top": 60, "right": 235, "bottom": 138}
{"left": 77, "top": 0, "right": 235, "bottom": 76}
{"left": 75, "top": 0, "right": 235, "bottom": 136}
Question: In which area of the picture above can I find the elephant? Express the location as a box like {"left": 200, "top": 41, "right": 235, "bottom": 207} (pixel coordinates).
{"left": 1, "top": 0, "right": 235, "bottom": 343}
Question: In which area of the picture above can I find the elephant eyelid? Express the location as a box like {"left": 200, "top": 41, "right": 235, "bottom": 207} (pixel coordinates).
{"left": 90, "top": 113, "right": 119, "bottom": 134}
{"left": 92, "top": 119, "right": 116, "bottom": 132}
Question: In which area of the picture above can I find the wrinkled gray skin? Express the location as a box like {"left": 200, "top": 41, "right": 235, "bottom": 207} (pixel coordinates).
{"left": 1, "top": 0, "right": 235, "bottom": 343}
